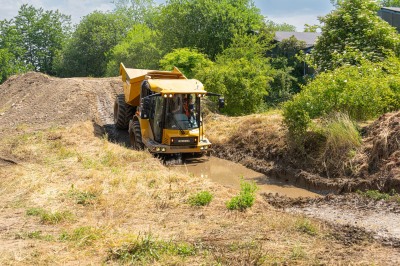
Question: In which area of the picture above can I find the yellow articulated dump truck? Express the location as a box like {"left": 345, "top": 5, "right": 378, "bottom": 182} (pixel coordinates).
{"left": 114, "top": 63, "right": 224, "bottom": 155}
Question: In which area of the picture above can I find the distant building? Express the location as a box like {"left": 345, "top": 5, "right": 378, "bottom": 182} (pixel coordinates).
{"left": 274, "top": 31, "right": 321, "bottom": 54}
{"left": 378, "top": 7, "right": 400, "bottom": 32}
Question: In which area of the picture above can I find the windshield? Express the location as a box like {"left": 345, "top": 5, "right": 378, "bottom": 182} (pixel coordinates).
{"left": 165, "top": 94, "right": 199, "bottom": 130}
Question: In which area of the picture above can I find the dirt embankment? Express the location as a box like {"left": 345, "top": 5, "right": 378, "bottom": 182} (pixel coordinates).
{"left": 206, "top": 111, "right": 400, "bottom": 194}
{"left": 0, "top": 72, "right": 120, "bottom": 136}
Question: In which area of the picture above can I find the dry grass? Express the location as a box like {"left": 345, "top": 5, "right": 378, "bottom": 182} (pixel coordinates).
{"left": 0, "top": 121, "right": 398, "bottom": 265}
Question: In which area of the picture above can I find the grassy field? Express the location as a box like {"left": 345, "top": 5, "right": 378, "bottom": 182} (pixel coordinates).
{"left": 0, "top": 121, "right": 398, "bottom": 265}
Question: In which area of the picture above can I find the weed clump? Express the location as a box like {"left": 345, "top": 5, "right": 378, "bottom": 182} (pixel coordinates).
{"left": 60, "top": 226, "right": 103, "bottom": 246}
{"left": 26, "top": 207, "right": 74, "bottom": 224}
{"left": 320, "top": 112, "right": 362, "bottom": 177}
{"left": 295, "top": 218, "right": 318, "bottom": 236}
{"left": 357, "top": 189, "right": 400, "bottom": 202}
{"left": 68, "top": 188, "right": 99, "bottom": 205}
{"left": 188, "top": 191, "right": 213, "bottom": 206}
{"left": 226, "top": 180, "right": 258, "bottom": 211}
{"left": 107, "top": 234, "right": 196, "bottom": 263}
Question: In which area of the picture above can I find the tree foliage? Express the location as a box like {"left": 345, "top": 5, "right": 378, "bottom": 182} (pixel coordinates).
{"left": 283, "top": 57, "right": 400, "bottom": 139}
{"left": 268, "top": 37, "right": 307, "bottom": 104}
{"left": 313, "top": 0, "right": 400, "bottom": 71}
{"left": 55, "top": 11, "right": 130, "bottom": 77}
{"left": 0, "top": 4, "right": 70, "bottom": 81}
{"left": 106, "top": 24, "right": 161, "bottom": 76}
{"left": 196, "top": 33, "right": 274, "bottom": 115}
{"left": 159, "top": 48, "right": 212, "bottom": 78}
{"left": 264, "top": 20, "right": 296, "bottom": 32}
{"left": 0, "top": 48, "right": 30, "bottom": 83}
{"left": 112, "top": 0, "right": 157, "bottom": 27}
{"left": 155, "top": 0, "right": 263, "bottom": 59}
{"left": 380, "top": 0, "right": 400, "bottom": 6}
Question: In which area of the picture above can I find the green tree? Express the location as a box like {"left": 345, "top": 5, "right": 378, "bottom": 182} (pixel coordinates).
{"left": 112, "top": 0, "right": 158, "bottom": 27}
{"left": 159, "top": 48, "right": 212, "bottom": 78}
{"left": 196, "top": 33, "right": 274, "bottom": 115}
{"left": 0, "top": 4, "right": 70, "bottom": 77}
{"left": 268, "top": 36, "right": 307, "bottom": 104}
{"left": 304, "top": 24, "right": 319, "bottom": 32}
{"left": 264, "top": 20, "right": 296, "bottom": 32}
{"left": 106, "top": 24, "right": 161, "bottom": 76}
{"left": 156, "top": 0, "right": 263, "bottom": 59}
{"left": 55, "top": 11, "right": 129, "bottom": 77}
{"left": 313, "top": 0, "right": 400, "bottom": 71}
{"left": 380, "top": 0, "right": 400, "bottom": 6}
{"left": 0, "top": 48, "right": 30, "bottom": 83}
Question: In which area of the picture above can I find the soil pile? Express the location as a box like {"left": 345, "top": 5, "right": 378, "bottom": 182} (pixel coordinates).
{"left": 354, "top": 112, "right": 400, "bottom": 181}
{"left": 0, "top": 72, "right": 121, "bottom": 135}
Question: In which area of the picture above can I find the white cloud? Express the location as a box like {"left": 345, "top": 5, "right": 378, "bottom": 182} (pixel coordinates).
{"left": 0, "top": 0, "right": 114, "bottom": 24}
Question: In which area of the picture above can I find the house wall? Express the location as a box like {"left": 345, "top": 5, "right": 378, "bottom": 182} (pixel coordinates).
{"left": 378, "top": 9, "right": 400, "bottom": 32}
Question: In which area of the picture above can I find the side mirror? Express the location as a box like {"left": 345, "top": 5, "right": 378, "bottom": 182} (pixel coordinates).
{"left": 218, "top": 97, "right": 225, "bottom": 109}
{"left": 141, "top": 98, "right": 151, "bottom": 119}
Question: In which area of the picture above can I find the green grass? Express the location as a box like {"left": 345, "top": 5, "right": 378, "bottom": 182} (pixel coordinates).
{"left": 68, "top": 189, "right": 99, "bottom": 205}
{"left": 26, "top": 207, "right": 74, "bottom": 224}
{"left": 295, "top": 218, "right": 318, "bottom": 236}
{"left": 16, "top": 230, "right": 54, "bottom": 241}
{"left": 226, "top": 180, "right": 258, "bottom": 211}
{"left": 107, "top": 234, "right": 196, "bottom": 263}
{"left": 319, "top": 112, "right": 362, "bottom": 177}
{"left": 59, "top": 226, "right": 103, "bottom": 246}
{"left": 357, "top": 189, "right": 400, "bottom": 202}
{"left": 290, "top": 245, "right": 307, "bottom": 260}
{"left": 188, "top": 191, "right": 213, "bottom": 206}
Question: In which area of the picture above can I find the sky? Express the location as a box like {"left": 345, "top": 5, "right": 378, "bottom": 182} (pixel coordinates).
{"left": 0, "top": 0, "right": 334, "bottom": 31}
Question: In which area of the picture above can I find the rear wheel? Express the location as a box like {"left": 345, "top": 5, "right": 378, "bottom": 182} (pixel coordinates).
{"left": 129, "top": 119, "right": 144, "bottom": 150}
{"left": 114, "top": 94, "right": 135, "bottom": 129}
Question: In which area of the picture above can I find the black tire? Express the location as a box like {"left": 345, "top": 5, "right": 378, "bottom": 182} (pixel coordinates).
{"left": 129, "top": 119, "right": 144, "bottom": 150}
{"left": 114, "top": 94, "right": 135, "bottom": 129}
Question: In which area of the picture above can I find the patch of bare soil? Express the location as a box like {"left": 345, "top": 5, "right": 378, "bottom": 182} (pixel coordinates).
{"left": 264, "top": 193, "right": 400, "bottom": 248}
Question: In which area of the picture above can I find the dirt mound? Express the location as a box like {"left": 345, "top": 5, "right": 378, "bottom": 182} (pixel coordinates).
{"left": 354, "top": 111, "right": 400, "bottom": 180}
{"left": 0, "top": 72, "right": 121, "bottom": 136}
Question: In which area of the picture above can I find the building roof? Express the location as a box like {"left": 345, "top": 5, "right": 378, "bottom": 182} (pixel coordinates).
{"left": 274, "top": 31, "right": 321, "bottom": 48}
{"left": 381, "top": 7, "right": 400, "bottom": 12}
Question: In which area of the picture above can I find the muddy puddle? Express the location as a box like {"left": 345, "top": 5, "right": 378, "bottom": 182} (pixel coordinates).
{"left": 172, "top": 156, "right": 320, "bottom": 198}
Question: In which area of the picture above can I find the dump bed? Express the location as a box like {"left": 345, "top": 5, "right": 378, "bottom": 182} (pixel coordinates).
{"left": 120, "top": 63, "right": 206, "bottom": 106}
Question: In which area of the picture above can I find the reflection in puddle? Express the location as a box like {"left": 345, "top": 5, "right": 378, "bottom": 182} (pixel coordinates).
{"left": 172, "top": 156, "right": 320, "bottom": 198}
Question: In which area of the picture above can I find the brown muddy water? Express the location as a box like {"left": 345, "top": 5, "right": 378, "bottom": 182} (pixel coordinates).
{"left": 172, "top": 156, "right": 320, "bottom": 198}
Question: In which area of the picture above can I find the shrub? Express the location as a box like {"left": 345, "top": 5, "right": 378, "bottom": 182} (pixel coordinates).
{"left": 226, "top": 180, "right": 258, "bottom": 211}
{"left": 195, "top": 33, "right": 274, "bottom": 116}
{"left": 188, "top": 191, "right": 213, "bottom": 206}
{"left": 283, "top": 57, "right": 400, "bottom": 139}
